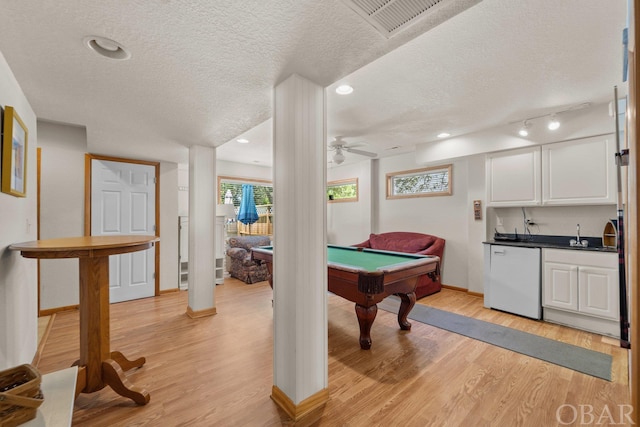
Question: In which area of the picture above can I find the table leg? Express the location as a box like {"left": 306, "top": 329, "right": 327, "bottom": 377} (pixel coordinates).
{"left": 79, "top": 257, "right": 110, "bottom": 392}
{"left": 396, "top": 292, "right": 416, "bottom": 330}
{"left": 354, "top": 304, "right": 377, "bottom": 350}
{"left": 102, "top": 360, "right": 150, "bottom": 405}
{"left": 77, "top": 256, "right": 149, "bottom": 405}
{"left": 110, "top": 351, "right": 146, "bottom": 371}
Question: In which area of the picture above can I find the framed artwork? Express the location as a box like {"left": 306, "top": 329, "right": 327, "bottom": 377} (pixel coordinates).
{"left": 1, "top": 106, "right": 28, "bottom": 197}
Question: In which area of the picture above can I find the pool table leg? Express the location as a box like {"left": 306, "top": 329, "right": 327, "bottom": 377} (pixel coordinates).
{"left": 355, "top": 304, "right": 377, "bottom": 350}
{"left": 396, "top": 292, "right": 416, "bottom": 330}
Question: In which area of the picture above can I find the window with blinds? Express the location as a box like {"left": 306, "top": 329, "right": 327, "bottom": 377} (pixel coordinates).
{"left": 218, "top": 176, "right": 273, "bottom": 235}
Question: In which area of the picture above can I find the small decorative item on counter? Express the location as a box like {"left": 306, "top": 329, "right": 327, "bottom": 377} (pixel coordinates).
{"left": 0, "top": 364, "right": 44, "bottom": 426}
{"left": 603, "top": 219, "right": 618, "bottom": 249}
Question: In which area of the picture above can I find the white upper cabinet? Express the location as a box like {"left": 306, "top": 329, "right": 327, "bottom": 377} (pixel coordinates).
{"left": 542, "top": 135, "right": 617, "bottom": 205}
{"left": 486, "top": 146, "right": 541, "bottom": 206}
{"left": 486, "top": 134, "right": 616, "bottom": 207}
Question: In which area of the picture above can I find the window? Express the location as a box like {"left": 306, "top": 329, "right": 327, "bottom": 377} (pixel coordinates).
{"left": 218, "top": 176, "right": 272, "bottom": 206}
{"left": 386, "top": 164, "right": 452, "bottom": 199}
{"left": 327, "top": 178, "right": 358, "bottom": 203}
{"left": 217, "top": 176, "right": 273, "bottom": 236}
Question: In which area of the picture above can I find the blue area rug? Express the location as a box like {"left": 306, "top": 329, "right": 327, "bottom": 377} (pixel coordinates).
{"left": 378, "top": 298, "right": 612, "bottom": 381}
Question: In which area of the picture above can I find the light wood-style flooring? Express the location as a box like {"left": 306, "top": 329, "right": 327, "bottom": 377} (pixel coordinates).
{"left": 36, "top": 279, "right": 631, "bottom": 426}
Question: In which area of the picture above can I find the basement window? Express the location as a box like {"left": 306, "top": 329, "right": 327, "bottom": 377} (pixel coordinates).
{"left": 327, "top": 178, "right": 359, "bottom": 202}
{"left": 386, "top": 164, "right": 451, "bottom": 199}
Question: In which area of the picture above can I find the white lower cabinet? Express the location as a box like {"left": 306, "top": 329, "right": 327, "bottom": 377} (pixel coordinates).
{"left": 542, "top": 249, "right": 619, "bottom": 337}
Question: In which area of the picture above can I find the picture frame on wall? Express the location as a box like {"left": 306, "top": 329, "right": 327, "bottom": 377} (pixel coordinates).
{"left": 1, "top": 106, "right": 28, "bottom": 197}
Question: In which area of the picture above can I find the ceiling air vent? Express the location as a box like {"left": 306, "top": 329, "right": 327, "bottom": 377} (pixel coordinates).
{"left": 343, "top": 0, "right": 463, "bottom": 38}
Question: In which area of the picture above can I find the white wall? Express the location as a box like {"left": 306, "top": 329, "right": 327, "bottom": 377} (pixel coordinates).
{"left": 217, "top": 159, "right": 272, "bottom": 181}
{"left": 160, "top": 161, "right": 179, "bottom": 291}
{"left": 488, "top": 205, "right": 617, "bottom": 240}
{"left": 38, "top": 121, "right": 87, "bottom": 310}
{"left": 326, "top": 153, "right": 485, "bottom": 290}
{"left": 0, "top": 51, "right": 38, "bottom": 370}
{"left": 465, "top": 155, "right": 487, "bottom": 294}
{"left": 377, "top": 153, "right": 471, "bottom": 288}
{"left": 37, "top": 124, "right": 180, "bottom": 299}
{"left": 327, "top": 160, "right": 373, "bottom": 245}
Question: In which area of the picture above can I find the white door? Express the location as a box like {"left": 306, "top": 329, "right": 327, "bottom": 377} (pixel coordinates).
{"left": 91, "top": 159, "right": 156, "bottom": 303}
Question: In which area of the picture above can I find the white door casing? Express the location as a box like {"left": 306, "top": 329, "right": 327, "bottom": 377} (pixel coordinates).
{"left": 91, "top": 159, "right": 156, "bottom": 303}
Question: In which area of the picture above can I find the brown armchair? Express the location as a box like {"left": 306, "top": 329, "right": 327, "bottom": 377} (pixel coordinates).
{"left": 353, "top": 232, "right": 445, "bottom": 299}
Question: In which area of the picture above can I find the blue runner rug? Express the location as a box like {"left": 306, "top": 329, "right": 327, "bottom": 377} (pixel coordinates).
{"left": 378, "top": 298, "right": 612, "bottom": 381}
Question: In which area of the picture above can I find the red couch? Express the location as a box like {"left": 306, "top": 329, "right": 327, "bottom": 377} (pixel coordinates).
{"left": 352, "top": 232, "right": 445, "bottom": 299}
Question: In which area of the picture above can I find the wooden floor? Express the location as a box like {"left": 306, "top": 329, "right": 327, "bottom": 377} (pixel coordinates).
{"left": 36, "top": 279, "right": 631, "bottom": 426}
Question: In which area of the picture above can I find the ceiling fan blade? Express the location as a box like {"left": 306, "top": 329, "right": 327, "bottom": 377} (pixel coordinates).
{"left": 345, "top": 147, "right": 377, "bottom": 157}
{"left": 344, "top": 141, "right": 366, "bottom": 148}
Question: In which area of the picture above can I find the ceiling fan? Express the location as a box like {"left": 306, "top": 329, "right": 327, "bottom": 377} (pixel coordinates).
{"left": 328, "top": 136, "right": 377, "bottom": 165}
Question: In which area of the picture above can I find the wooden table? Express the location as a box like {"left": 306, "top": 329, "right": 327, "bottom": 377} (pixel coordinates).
{"left": 10, "top": 235, "right": 159, "bottom": 405}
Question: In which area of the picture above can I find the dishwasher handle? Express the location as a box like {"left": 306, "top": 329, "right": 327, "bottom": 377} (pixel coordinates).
{"left": 492, "top": 248, "right": 506, "bottom": 255}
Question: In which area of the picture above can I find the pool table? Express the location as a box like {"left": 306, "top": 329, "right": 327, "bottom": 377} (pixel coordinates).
{"left": 251, "top": 244, "right": 440, "bottom": 350}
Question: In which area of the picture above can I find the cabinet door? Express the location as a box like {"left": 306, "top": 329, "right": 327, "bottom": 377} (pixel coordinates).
{"left": 543, "top": 262, "right": 578, "bottom": 311}
{"left": 578, "top": 266, "right": 618, "bottom": 320}
{"left": 486, "top": 146, "right": 541, "bottom": 206}
{"left": 542, "top": 135, "right": 616, "bottom": 205}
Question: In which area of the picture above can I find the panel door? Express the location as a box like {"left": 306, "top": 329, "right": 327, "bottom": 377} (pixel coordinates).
{"left": 91, "top": 159, "right": 156, "bottom": 303}
{"left": 578, "top": 266, "right": 619, "bottom": 320}
{"left": 543, "top": 262, "right": 578, "bottom": 311}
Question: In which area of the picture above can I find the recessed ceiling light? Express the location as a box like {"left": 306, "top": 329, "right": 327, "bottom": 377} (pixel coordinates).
{"left": 335, "top": 84, "right": 354, "bottom": 95}
{"left": 236, "top": 138, "right": 249, "bottom": 143}
{"left": 437, "top": 132, "right": 450, "bottom": 138}
{"left": 83, "top": 36, "right": 131, "bottom": 60}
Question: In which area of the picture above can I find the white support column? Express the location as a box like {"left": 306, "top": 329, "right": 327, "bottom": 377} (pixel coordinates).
{"left": 271, "top": 74, "right": 328, "bottom": 419}
{"left": 186, "top": 145, "right": 217, "bottom": 318}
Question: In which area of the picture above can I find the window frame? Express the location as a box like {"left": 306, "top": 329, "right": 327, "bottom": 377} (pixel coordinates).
{"left": 327, "top": 178, "right": 359, "bottom": 203}
{"left": 385, "top": 164, "right": 452, "bottom": 200}
{"left": 217, "top": 175, "right": 272, "bottom": 205}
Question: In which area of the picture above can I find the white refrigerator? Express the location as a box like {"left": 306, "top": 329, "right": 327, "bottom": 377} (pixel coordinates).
{"left": 487, "top": 245, "right": 541, "bottom": 319}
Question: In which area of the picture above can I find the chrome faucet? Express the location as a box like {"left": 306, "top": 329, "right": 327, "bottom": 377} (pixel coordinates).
{"left": 570, "top": 223, "right": 588, "bottom": 247}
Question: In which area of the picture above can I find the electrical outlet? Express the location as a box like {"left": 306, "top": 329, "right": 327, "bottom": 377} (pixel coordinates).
{"left": 496, "top": 216, "right": 503, "bottom": 226}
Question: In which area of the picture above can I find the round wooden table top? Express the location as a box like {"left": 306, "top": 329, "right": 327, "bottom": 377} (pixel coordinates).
{"left": 9, "top": 235, "right": 159, "bottom": 259}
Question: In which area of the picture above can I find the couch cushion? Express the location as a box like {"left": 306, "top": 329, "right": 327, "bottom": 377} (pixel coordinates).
{"left": 228, "top": 235, "right": 271, "bottom": 251}
{"left": 368, "top": 233, "right": 436, "bottom": 253}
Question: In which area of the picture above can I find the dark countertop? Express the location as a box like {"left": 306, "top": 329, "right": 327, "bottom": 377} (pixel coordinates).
{"left": 483, "top": 234, "right": 616, "bottom": 253}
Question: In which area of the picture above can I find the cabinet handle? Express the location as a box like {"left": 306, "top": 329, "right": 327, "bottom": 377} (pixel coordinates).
{"left": 492, "top": 249, "right": 505, "bottom": 255}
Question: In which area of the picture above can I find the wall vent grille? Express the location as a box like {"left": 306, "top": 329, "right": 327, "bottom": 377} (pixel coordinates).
{"left": 343, "top": 0, "right": 458, "bottom": 38}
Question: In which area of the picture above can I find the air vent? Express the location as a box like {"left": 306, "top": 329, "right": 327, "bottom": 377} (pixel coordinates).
{"left": 343, "top": 0, "right": 471, "bottom": 38}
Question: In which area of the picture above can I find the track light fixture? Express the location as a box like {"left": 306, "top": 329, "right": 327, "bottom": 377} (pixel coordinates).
{"left": 518, "top": 120, "right": 531, "bottom": 137}
{"left": 512, "top": 102, "right": 590, "bottom": 136}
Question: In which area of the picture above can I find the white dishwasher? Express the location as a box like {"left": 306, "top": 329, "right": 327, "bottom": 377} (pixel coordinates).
{"left": 487, "top": 245, "right": 541, "bottom": 319}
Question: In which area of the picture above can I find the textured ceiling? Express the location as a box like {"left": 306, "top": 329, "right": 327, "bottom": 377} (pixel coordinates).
{"left": 0, "top": 0, "right": 628, "bottom": 167}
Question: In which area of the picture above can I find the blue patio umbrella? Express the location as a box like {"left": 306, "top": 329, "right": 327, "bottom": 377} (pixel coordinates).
{"left": 237, "top": 184, "right": 259, "bottom": 225}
